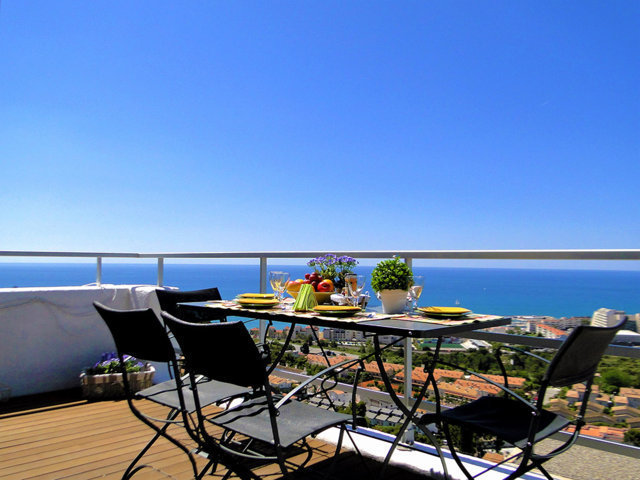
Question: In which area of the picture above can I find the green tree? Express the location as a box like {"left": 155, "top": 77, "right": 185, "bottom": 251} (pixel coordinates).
{"left": 294, "top": 356, "right": 308, "bottom": 370}
{"left": 600, "top": 368, "right": 633, "bottom": 394}
{"left": 624, "top": 429, "right": 640, "bottom": 447}
{"left": 444, "top": 425, "right": 486, "bottom": 457}
{"left": 338, "top": 401, "right": 367, "bottom": 419}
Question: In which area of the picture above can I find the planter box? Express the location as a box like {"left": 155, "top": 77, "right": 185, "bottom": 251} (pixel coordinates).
{"left": 80, "top": 365, "right": 155, "bottom": 400}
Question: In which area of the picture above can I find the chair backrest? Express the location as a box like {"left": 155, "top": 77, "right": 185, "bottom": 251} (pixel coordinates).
{"left": 162, "top": 311, "right": 267, "bottom": 389}
{"left": 94, "top": 301, "right": 174, "bottom": 363}
{"left": 156, "top": 287, "right": 222, "bottom": 313}
{"left": 156, "top": 288, "right": 226, "bottom": 322}
{"left": 544, "top": 319, "right": 625, "bottom": 387}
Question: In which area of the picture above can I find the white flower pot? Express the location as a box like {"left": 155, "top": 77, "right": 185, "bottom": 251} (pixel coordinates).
{"left": 378, "top": 289, "right": 409, "bottom": 314}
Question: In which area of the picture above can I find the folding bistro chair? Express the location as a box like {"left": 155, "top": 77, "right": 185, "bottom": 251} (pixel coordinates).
{"left": 155, "top": 287, "right": 230, "bottom": 380}
{"left": 155, "top": 287, "right": 227, "bottom": 323}
{"left": 162, "top": 311, "right": 365, "bottom": 479}
{"left": 94, "top": 302, "right": 248, "bottom": 479}
{"left": 419, "top": 319, "right": 625, "bottom": 480}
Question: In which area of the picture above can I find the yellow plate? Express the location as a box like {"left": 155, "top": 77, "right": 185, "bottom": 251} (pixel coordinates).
{"left": 417, "top": 306, "right": 471, "bottom": 316}
{"left": 237, "top": 293, "right": 276, "bottom": 299}
{"left": 236, "top": 298, "right": 279, "bottom": 308}
{"left": 313, "top": 305, "right": 361, "bottom": 317}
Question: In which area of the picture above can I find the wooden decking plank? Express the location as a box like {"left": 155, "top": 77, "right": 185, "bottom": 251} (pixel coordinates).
{"left": 11, "top": 433, "right": 185, "bottom": 479}
{"left": 0, "top": 398, "right": 168, "bottom": 428}
{"left": 1, "top": 402, "right": 171, "bottom": 444}
{"left": 0, "top": 415, "right": 145, "bottom": 452}
{"left": 0, "top": 405, "right": 142, "bottom": 443}
{"left": 26, "top": 441, "right": 199, "bottom": 480}
{"left": 1, "top": 392, "right": 433, "bottom": 480}
{"left": 0, "top": 428, "right": 145, "bottom": 467}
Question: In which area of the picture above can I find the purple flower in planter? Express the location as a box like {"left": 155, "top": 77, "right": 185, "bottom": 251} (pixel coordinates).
{"left": 85, "top": 352, "right": 145, "bottom": 375}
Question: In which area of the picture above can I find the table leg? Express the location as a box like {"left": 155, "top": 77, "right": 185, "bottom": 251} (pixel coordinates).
{"left": 266, "top": 321, "right": 296, "bottom": 376}
{"left": 373, "top": 335, "right": 449, "bottom": 480}
{"left": 403, "top": 337, "right": 414, "bottom": 444}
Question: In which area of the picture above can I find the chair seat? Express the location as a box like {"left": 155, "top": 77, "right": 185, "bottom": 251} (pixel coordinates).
{"left": 208, "top": 396, "right": 351, "bottom": 449}
{"left": 431, "top": 396, "right": 571, "bottom": 449}
{"left": 136, "top": 378, "right": 249, "bottom": 413}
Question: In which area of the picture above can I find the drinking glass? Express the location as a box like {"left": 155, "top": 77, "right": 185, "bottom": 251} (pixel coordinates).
{"left": 409, "top": 275, "right": 424, "bottom": 311}
{"left": 269, "top": 271, "right": 284, "bottom": 301}
{"left": 345, "top": 274, "right": 366, "bottom": 307}
{"left": 277, "top": 272, "right": 290, "bottom": 308}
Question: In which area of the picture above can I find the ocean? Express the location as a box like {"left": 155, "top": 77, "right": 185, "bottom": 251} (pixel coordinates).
{"left": 1, "top": 263, "right": 639, "bottom": 319}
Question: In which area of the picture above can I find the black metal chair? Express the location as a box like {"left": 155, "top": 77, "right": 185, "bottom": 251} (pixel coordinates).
{"left": 94, "top": 302, "right": 248, "bottom": 479}
{"left": 162, "top": 311, "right": 365, "bottom": 479}
{"left": 155, "top": 287, "right": 227, "bottom": 323}
{"left": 419, "top": 319, "right": 625, "bottom": 480}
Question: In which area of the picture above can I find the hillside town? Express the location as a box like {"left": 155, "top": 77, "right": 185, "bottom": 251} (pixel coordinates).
{"left": 253, "top": 307, "right": 640, "bottom": 450}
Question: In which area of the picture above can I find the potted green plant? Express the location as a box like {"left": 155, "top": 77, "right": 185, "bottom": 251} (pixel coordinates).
{"left": 80, "top": 352, "right": 154, "bottom": 399}
{"left": 371, "top": 257, "right": 413, "bottom": 313}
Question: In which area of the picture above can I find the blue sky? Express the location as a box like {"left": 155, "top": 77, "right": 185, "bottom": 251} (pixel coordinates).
{"left": 1, "top": 1, "right": 638, "bottom": 262}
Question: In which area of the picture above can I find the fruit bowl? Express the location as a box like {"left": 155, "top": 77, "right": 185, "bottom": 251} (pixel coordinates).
{"left": 287, "top": 289, "right": 334, "bottom": 305}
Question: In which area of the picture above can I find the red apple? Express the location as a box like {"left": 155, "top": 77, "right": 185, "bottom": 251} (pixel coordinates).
{"left": 287, "top": 280, "right": 303, "bottom": 292}
{"left": 317, "top": 280, "right": 333, "bottom": 292}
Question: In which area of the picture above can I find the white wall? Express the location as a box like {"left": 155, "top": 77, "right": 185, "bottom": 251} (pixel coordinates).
{"left": 0, "top": 285, "right": 162, "bottom": 397}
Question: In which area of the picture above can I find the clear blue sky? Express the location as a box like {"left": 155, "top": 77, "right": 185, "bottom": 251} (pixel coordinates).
{"left": 1, "top": 1, "right": 638, "bottom": 259}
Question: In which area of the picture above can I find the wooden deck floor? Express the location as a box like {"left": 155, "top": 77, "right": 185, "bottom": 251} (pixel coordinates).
{"left": 0, "top": 390, "right": 432, "bottom": 480}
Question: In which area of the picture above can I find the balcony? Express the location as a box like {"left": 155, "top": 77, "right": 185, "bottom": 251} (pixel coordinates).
{"left": 1, "top": 249, "right": 639, "bottom": 479}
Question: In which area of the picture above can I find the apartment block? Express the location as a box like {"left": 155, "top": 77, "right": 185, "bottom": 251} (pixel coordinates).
{"left": 591, "top": 308, "right": 626, "bottom": 328}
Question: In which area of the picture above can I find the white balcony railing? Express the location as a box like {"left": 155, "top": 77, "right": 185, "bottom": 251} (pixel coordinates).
{"left": 2, "top": 248, "right": 639, "bottom": 461}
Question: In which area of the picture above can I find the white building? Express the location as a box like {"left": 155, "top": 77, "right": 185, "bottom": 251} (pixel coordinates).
{"left": 461, "top": 339, "right": 491, "bottom": 350}
{"left": 591, "top": 308, "right": 626, "bottom": 328}
{"left": 546, "top": 316, "right": 589, "bottom": 329}
{"left": 510, "top": 316, "right": 587, "bottom": 333}
{"left": 322, "top": 328, "right": 365, "bottom": 342}
{"left": 536, "top": 324, "right": 568, "bottom": 339}
{"left": 613, "top": 330, "right": 640, "bottom": 346}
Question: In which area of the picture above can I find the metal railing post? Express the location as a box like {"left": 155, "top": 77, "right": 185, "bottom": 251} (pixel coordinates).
{"left": 96, "top": 257, "right": 102, "bottom": 286}
{"left": 259, "top": 256, "right": 268, "bottom": 342}
{"left": 157, "top": 258, "right": 164, "bottom": 287}
{"left": 403, "top": 256, "right": 414, "bottom": 443}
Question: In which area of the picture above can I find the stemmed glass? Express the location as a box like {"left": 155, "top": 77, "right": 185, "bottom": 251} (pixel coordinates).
{"left": 269, "top": 271, "right": 281, "bottom": 299}
{"left": 345, "top": 274, "right": 366, "bottom": 308}
{"left": 277, "top": 272, "right": 290, "bottom": 308}
{"left": 409, "top": 275, "right": 424, "bottom": 311}
{"left": 269, "top": 271, "right": 289, "bottom": 307}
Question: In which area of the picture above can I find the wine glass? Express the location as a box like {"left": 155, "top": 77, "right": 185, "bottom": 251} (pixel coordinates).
{"left": 345, "top": 274, "right": 366, "bottom": 307}
{"left": 409, "top": 275, "right": 424, "bottom": 311}
{"left": 269, "top": 271, "right": 284, "bottom": 301}
{"left": 277, "top": 272, "right": 290, "bottom": 308}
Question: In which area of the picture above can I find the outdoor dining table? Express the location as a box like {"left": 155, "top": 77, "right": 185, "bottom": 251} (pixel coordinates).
{"left": 178, "top": 300, "right": 511, "bottom": 478}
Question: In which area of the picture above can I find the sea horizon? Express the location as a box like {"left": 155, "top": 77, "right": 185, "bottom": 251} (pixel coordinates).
{"left": 1, "top": 262, "right": 639, "bottom": 319}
